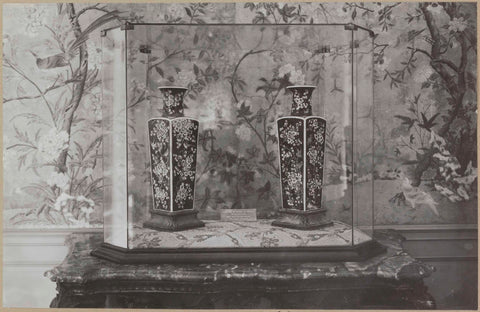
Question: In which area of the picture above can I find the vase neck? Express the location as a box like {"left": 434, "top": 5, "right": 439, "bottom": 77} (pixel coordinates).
{"left": 159, "top": 87, "right": 187, "bottom": 118}
{"left": 287, "top": 86, "right": 315, "bottom": 117}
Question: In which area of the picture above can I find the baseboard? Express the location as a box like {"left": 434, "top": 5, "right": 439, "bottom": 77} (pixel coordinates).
{"left": 3, "top": 228, "right": 102, "bottom": 266}
{"left": 3, "top": 227, "right": 103, "bottom": 234}
{"left": 3, "top": 225, "right": 477, "bottom": 264}
{"left": 374, "top": 224, "right": 478, "bottom": 231}
{"left": 374, "top": 224, "right": 477, "bottom": 239}
{"left": 374, "top": 224, "right": 478, "bottom": 261}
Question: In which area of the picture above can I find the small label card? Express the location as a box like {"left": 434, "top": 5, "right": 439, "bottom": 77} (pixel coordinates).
{"left": 220, "top": 209, "right": 257, "bottom": 222}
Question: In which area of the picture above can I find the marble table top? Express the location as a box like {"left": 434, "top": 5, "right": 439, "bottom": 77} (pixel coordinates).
{"left": 45, "top": 230, "right": 434, "bottom": 287}
{"left": 129, "top": 220, "right": 372, "bottom": 249}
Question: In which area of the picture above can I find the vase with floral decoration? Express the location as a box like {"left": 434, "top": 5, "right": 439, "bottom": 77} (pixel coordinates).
{"left": 272, "top": 85, "right": 332, "bottom": 230}
{"left": 144, "top": 86, "right": 204, "bottom": 231}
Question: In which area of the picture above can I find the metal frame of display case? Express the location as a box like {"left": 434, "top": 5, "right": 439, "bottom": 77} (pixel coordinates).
{"left": 93, "top": 22, "right": 385, "bottom": 264}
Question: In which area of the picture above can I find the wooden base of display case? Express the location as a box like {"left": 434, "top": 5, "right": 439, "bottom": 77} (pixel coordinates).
{"left": 143, "top": 209, "right": 204, "bottom": 232}
{"left": 271, "top": 209, "right": 333, "bottom": 230}
{"left": 90, "top": 239, "right": 386, "bottom": 264}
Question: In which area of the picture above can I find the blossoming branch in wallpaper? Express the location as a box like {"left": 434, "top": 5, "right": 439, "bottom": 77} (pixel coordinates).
{"left": 2, "top": 2, "right": 477, "bottom": 228}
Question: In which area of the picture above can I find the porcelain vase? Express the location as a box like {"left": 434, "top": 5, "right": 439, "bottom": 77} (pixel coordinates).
{"left": 272, "top": 85, "right": 332, "bottom": 230}
{"left": 144, "top": 87, "right": 204, "bottom": 231}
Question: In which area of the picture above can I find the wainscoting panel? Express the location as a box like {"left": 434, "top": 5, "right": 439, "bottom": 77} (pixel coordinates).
{"left": 374, "top": 224, "right": 478, "bottom": 309}
{"left": 3, "top": 265, "right": 60, "bottom": 308}
{"left": 2, "top": 229, "right": 102, "bottom": 308}
{"left": 2, "top": 226, "right": 478, "bottom": 308}
{"left": 423, "top": 259, "right": 478, "bottom": 309}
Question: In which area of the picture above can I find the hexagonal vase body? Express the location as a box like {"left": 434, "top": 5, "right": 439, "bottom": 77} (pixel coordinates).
{"left": 148, "top": 117, "right": 199, "bottom": 212}
{"left": 277, "top": 116, "right": 326, "bottom": 211}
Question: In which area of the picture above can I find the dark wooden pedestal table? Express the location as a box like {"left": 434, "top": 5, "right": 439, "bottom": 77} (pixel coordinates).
{"left": 45, "top": 230, "right": 436, "bottom": 309}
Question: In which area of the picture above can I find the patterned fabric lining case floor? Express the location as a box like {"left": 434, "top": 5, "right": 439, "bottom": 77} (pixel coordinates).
{"left": 130, "top": 220, "right": 372, "bottom": 249}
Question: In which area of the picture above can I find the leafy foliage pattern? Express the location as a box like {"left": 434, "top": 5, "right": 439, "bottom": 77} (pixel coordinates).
{"left": 2, "top": 2, "right": 477, "bottom": 227}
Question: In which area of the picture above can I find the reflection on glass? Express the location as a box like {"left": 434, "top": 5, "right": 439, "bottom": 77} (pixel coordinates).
{"left": 101, "top": 24, "right": 375, "bottom": 249}
{"left": 102, "top": 28, "right": 128, "bottom": 248}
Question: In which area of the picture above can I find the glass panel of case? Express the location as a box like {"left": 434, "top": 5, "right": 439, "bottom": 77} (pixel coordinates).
{"left": 102, "top": 28, "right": 128, "bottom": 248}
{"left": 353, "top": 27, "right": 375, "bottom": 240}
{"left": 101, "top": 24, "right": 374, "bottom": 249}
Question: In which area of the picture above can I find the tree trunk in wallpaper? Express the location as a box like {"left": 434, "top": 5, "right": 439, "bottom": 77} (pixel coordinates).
{"left": 144, "top": 87, "right": 204, "bottom": 231}
{"left": 2, "top": 4, "right": 120, "bottom": 227}
{"left": 410, "top": 3, "right": 471, "bottom": 187}
{"left": 273, "top": 86, "right": 332, "bottom": 230}
{"left": 55, "top": 4, "right": 89, "bottom": 173}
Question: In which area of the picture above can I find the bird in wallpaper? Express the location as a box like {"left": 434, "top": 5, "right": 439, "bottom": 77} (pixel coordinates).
{"left": 397, "top": 171, "right": 439, "bottom": 216}
{"left": 29, "top": 10, "right": 119, "bottom": 70}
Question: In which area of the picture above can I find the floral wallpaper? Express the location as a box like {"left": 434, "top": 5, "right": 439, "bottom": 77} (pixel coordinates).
{"left": 2, "top": 2, "right": 477, "bottom": 228}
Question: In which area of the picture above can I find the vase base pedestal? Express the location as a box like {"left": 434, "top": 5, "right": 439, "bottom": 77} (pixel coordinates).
{"left": 143, "top": 210, "right": 204, "bottom": 232}
{"left": 272, "top": 209, "right": 333, "bottom": 230}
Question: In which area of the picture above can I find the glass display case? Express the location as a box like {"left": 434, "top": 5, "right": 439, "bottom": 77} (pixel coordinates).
{"left": 93, "top": 23, "right": 384, "bottom": 263}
